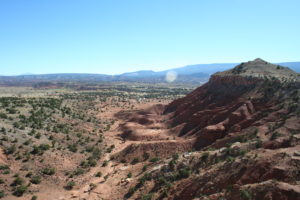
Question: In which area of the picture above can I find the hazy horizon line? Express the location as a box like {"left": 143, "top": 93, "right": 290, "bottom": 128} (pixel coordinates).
{"left": 1, "top": 60, "right": 300, "bottom": 77}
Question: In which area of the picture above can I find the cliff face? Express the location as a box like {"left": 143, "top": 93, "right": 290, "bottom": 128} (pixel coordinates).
{"left": 117, "top": 59, "right": 300, "bottom": 200}
{"left": 164, "top": 58, "right": 300, "bottom": 149}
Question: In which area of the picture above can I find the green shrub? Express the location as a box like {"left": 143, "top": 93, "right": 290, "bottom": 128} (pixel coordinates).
{"left": 161, "top": 189, "right": 168, "bottom": 198}
{"left": 0, "top": 190, "right": 4, "bottom": 198}
{"left": 0, "top": 165, "right": 9, "bottom": 170}
{"left": 30, "top": 176, "right": 41, "bottom": 184}
{"left": 39, "top": 144, "right": 50, "bottom": 151}
{"left": 104, "top": 174, "right": 109, "bottom": 181}
{"left": 11, "top": 177, "right": 24, "bottom": 186}
{"left": 5, "top": 144, "right": 16, "bottom": 154}
{"left": 42, "top": 168, "right": 55, "bottom": 175}
{"left": 271, "top": 132, "right": 281, "bottom": 140}
{"left": 226, "top": 156, "right": 235, "bottom": 162}
{"left": 13, "top": 185, "right": 27, "bottom": 197}
{"left": 177, "top": 168, "right": 190, "bottom": 179}
{"left": 255, "top": 139, "right": 262, "bottom": 148}
{"left": 201, "top": 152, "right": 209, "bottom": 161}
{"left": 172, "top": 153, "right": 179, "bottom": 160}
{"left": 68, "top": 144, "right": 77, "bottom": 152}
{"left": 137, "top": 173, "right": 151, "bottom": 186}
{"left": 95, "top": 172, "right": 102, "bottom": 177}
{"left": 89, "top": 183, "right": 96, "bottom": 190}
{"left": 158, "top": 177, "right": 169, "bottom": 186}
{"left": 65, "top": 181, "right": 75, "bottom": 190}
{"left": 102, "top": 160, "right": 109, "bottom": 167}
{"left": 73, "top": 168, "right": 85, "bottom": 176}
{"left": 2, "top": 169, "right": 9, "bottom": 174}
{"left": 125, "top": 187, "right": 136, "bottom": 198}
{"left": 35, "top": 132, "right": 41, "bottom": 139}
{"left": 31, "top": 195, "right": 38, "bottom": 200}
{"left": 23, "top": 139, "right": 32, "bottom": 146}
{"left": 85, "top": 146, "right": 94, "bottom": 152}
{"left": 87, "top": 159, "right": 97, "bottom": 167}
{"left": 91, "top": 148, "right": 101, "bottom": 159}
{"left": 143, "top": 152, "right": 150, "bottom": 160}
{"left": 142, "top": 165, "right": 148, "bottom": 172}
{"left": 240, "top": 189, "right": 251, "bottom": 200}
{"left": 141, "top": 193, "right": 154, "bottom": 200}
{"left": 0, "top": 113, "right": 7, "bottom": 119}
{"left": 238, "top": 149, "right": 247, "bottom": 157}
{"left": 31, "top": 145, "right": 42, "bottom": 155}
{"left": 169, "top": 160, "right": 176, "bottom": 170}
{"left": 149, "top": 157, "right": 160, "bottom": 163}
{"left": 131, "top": 158, "right": 139, "bottom": 165}
{"left": 25, "top": 172, "right": 33, "bottom": 177}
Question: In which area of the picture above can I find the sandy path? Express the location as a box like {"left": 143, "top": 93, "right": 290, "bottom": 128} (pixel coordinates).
{"left": 60, "top": 101, "right": 166, "bottom": 200}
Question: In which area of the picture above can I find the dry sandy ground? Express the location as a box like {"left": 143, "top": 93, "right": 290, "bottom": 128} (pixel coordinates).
{"left": 60, "top": 100, "right": 170, "bottom": 200}
{"left": 3, "top": 99, "right": 170, "bottom": 200}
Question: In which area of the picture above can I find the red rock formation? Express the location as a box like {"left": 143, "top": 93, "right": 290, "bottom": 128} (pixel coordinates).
{"left": 119, "top": 59, "right": 300, "bottom": 200}
{"left": 164, "top": 59, "right": 300, "bottom": 149}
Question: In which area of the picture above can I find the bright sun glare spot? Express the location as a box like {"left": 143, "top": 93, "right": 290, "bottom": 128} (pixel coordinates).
{"left": 165, "top": 71, "right": 177, "bottom": 82}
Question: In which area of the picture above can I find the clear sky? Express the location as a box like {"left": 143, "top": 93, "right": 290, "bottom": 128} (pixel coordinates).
{"left": 0, "top": 0, "right": 299, "bottom": 75}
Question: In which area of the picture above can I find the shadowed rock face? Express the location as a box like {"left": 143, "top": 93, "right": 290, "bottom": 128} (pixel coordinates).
{"left": 164, "top": 59, "right": 300, "bottom": 149}
{"left": 145, "top": 59, "right": 300, "bottom": 199}
{"left": 116, "top": 59, "right": 300, "bottom": 200}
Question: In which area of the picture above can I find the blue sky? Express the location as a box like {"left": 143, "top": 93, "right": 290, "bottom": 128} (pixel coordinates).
{"left": 0, "top": 0, "right": 299, "bottom": 75}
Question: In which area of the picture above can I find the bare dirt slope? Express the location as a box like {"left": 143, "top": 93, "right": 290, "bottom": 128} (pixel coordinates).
{"left": 1, "top": 59, "right": 300, "bottom": 200}
{"left": 106, "top": 59, "right": 300, "bottom": 200}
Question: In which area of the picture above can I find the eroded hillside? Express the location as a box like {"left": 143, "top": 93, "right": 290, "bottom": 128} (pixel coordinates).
{"left": 0, "top": 85, "right": 190, "bottom": 200}
{"left": 1, "top": 59, "right": 300, "bottom": 200}
{"left": 114, "top": 59, "right": 300, "bottom": 200}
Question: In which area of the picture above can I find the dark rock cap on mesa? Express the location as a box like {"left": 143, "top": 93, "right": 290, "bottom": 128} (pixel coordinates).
{"left": 214, "top": 58, "right": 299, "bottom": 82}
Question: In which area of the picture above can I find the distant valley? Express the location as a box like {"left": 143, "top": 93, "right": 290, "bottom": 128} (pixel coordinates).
{"left": 1, "top": 59, "right": 300, "bottom": 200}
{"left": 1, "top": 61, "right": 299, "bottom": 87}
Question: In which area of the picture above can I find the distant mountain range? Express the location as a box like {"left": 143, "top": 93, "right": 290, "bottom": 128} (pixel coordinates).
{"left": 120, "top": 61, "right": 300, "bottom": 77}
{"left": 0, "top": 61, "right": 299, "bottom": 86}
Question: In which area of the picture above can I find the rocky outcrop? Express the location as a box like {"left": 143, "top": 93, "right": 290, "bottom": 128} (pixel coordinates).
{"left": 113, "top": 140, "right": 194, "bottom": 162}
{"left": 164, "top": 59, "right": 300, "bottom": 149}
{"left": 118, "top": 59, "right": 300, "bottom": 200}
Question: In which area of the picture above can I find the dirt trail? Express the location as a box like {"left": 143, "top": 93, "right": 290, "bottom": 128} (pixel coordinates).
{"left": 60, "top": 101, "right": 170, "bottom": 200}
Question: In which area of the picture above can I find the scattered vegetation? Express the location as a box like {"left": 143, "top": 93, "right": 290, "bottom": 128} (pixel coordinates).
{"left": 65, "top": 181, "right": 75, "bottom": 190}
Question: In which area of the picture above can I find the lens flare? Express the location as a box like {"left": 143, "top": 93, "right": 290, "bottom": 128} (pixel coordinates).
{"left": 165, "top": 71, "right": 177, "bottom": 83}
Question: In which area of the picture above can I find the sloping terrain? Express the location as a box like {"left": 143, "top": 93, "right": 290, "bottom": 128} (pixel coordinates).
{"left": 0, "top": 85, "right": 187, "bottom": 200}
{"left": 1, "top": 59, "right": 299, "bottom": 200}
{"left": 164, "top": 59, "right": 299, "bottom": 147}
{"left": 114, "top": 59, "right": 300, "bottom": 200}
